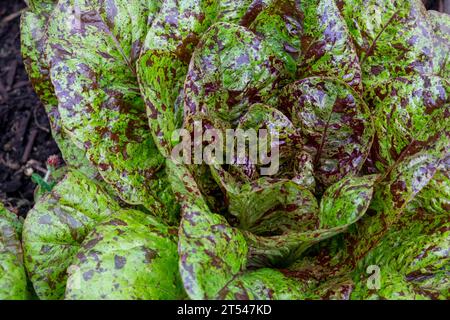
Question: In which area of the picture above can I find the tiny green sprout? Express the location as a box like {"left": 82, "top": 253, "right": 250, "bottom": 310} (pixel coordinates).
{"left": 31, "top": 155, "right": 59, "bottom": 192}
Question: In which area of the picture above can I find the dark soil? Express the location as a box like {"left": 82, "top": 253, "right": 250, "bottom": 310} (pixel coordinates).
{"left": 0, "top": 0, "right": 60, "bottom": 216}
{"left": 0, "top": 0, "right": 447, "bottom": 217}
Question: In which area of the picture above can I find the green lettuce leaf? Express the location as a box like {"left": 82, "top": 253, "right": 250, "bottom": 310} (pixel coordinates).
{"left": 337, "top": 0, "right": 434, "bottom": 89}
{"left": 46, "top": 0, "right": 168, "bottom": 211}
{"left": 23, "top": 169, "right": 121, "bottom": 299}
{"left": 65, "top": 210, "right": 186, "bottom": 300}
{"left": 279, "top": 77, "right": 374, "bottom": 188}
{"left": 0, "top": 204, "right": 28, "bottom": 300}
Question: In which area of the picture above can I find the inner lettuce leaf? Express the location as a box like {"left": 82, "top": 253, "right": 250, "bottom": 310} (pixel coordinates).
{"left": 167, "top": 160, "right": 323, "bottom": 300}
{"left": 184, "top": 22, "right": 288, "bottom": 126}
{"left": 243, "top": 174, "right": 379, "bottom": 267}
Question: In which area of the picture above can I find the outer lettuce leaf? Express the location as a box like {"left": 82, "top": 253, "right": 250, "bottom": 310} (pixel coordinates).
{"left": 0, "top": 204, "right": 28, "bottom": 300}
{"left": 286, "top": 117, "right": 449, "bottom": 289}
{"left": 167, "top": 160, "right": 248, "bottom": 299}
{"left": 337, "top": 0, "right": 434, "bottom": 89}
{"left": 296, "top": 0, "right": 361, "bottom": 91}
{"left": 184, "top": 22, "right": 288, "bottom": 126}
{"left": 365, "top": 75, "right": 449, "bottom": 171}
{"left": 428, "top": 10, "right": 450, "bottom": 78}
{"left": 279, "top": 77, "right": 374, "bottom": 188}
{"left": 244, "top": 174, "right": 378, "bottom": 267}
{"left": 248, "top": 0, "right": 302, "bottom": 77}
{"left": 65, "top": 210, "right": 186, "bottom": 300}
{"left": 351, "top": 170, "right": 449, "bottom": 300}
{"left": 25, "top": 0, "right": 57, "bottom": 15}
{"left": 137, "top": 0, "right": 217, "bottom": 156}
{"left": 21, "top": 5, "right": 100, "bottom": 179}
{"left": 46, "top": 0, "right": 168, "bottom": 211}
{"left": 217, "top": 268, "right": 307, "bottom": 299}
{"left": 23, "top": 170, "right": 121, "bottom": 299}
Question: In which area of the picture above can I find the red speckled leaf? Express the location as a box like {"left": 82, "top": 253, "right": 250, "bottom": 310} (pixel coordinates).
{"left": 279, "top": 77, "right": 374, "bottom": 188}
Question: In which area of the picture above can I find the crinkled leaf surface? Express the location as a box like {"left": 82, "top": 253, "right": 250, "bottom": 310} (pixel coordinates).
{"left": 295, "top": 0, "right": 361, "bottom": 91}
{"left": 0, "top": 204, "right": 28, "bottom": 300}
{"left": 249, "top": 0, "right": 362, "bottom": 91}
{"left": 137, "top": 0, "right": 218, "bottom": 156}
{"left": 288, "top": 123, "right": 449, "bottom": 286}
{"left": 244, "top": 174, "right": 378, "bottom": 267}
{"left": 216, "top": 268, "right": 307, "bottom": 299}
{"left": 248, "top": 0, "right": 302, "bottom": 77}
{"left": 65, "top": 210, "right": 186, "bottom": 300}
{"left": 46, "top": 0, "right": 167, "bottom": 210}
{"left": 210, "top": 167, "right": 319, "bottom": 235}
{"left": 319, "top": 174, "right": 379, "bottom": 229}
{"left": 337, "top": 0, "right": 434, "bottom": 89}
{"left": 351, "top": 170, "right": 449, "bottom": 300}
{"left": 221, "top": 103, "right": 301, "bottom": 181}
{"left": 279, "top": 77, "right": 374, "bottom": 188}
{"left": 184, "top": 22, "right": 287, "bottom": 126}
{"left": 428, "top": 10, "right": 450, "bottom": 78}
{"left": 23, "top": 169, "right": 121, "bottom": 300}
{"left": 366, "top": 75, "right": 449, "bottom": 171}
{"left": 26, "top": 0, "right": 57, "bottom": 15}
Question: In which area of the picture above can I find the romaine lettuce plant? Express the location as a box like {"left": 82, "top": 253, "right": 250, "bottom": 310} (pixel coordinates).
{"left": 2, "top": 0, "right": 447, "bottom": 299}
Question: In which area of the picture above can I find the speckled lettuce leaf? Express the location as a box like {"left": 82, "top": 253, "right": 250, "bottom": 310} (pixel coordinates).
{"left": 353, "top": 128, "right": 449, "bottom": 261}
{"left": 46, "top": 0, "right": 167, "bottom": 210}
{"left": 366, "top": 75, "right": 449, "bottom": 172}
{"left": 319, "top": 174, "right": 379, "bottom": 229}
{"left": 25, "top": 0, "right": 57, "bottom": 15}
{"left": 217, "top": 0, "right": 261, "bottom": 25}
{"left": 279, "top": 77, "right": 374, "bottom": 188}
{"left": 210, "top": 166, "right": 319, "bottom": 236}
{"left": 296, "top": 0, "right": 361, "bottom": 91}
{"left": 337, "top": 0, "right": 434, "bottom": 89}
{"left": 23, "top": 169, "right": 121, "bottom": 300}
{"left": 226, "top": 103, "right": 302, "bottom": 181}
{"left": 184, "top": 22, "right": 288, "bottom": 126}
{"left": 65, "top": 210, "right": 186, "bottom": 300}
{"left": 428, "top": 10, "right": 450, "bottom": 78}
{"left": 244, "top": 174, "right": 378, "bottom": 267}
{"left": 0, "top": 204, "right": 28, "bottom": 300}
{"left": 137, "top": 0, "right": 217, "bottom": 156}
{"left": 217, "top": 268, "right": 307, "bottom": 299}
{"left": 249, "top": 0, "right": 362, "bottom": 90}
{"left": 285, "top": 118, "right": 450, "bottom": 288}
{"left": 167, "top": 160, "right": 249, "bottom": 300}
{"left": 248, "top": 0, "right": 302, "bottom": 77}
{"left": 350, "top": 169, "right": 449, "bottom": 300}
{"left": 21, "top": 7, "right": 100, "bottom": 179}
